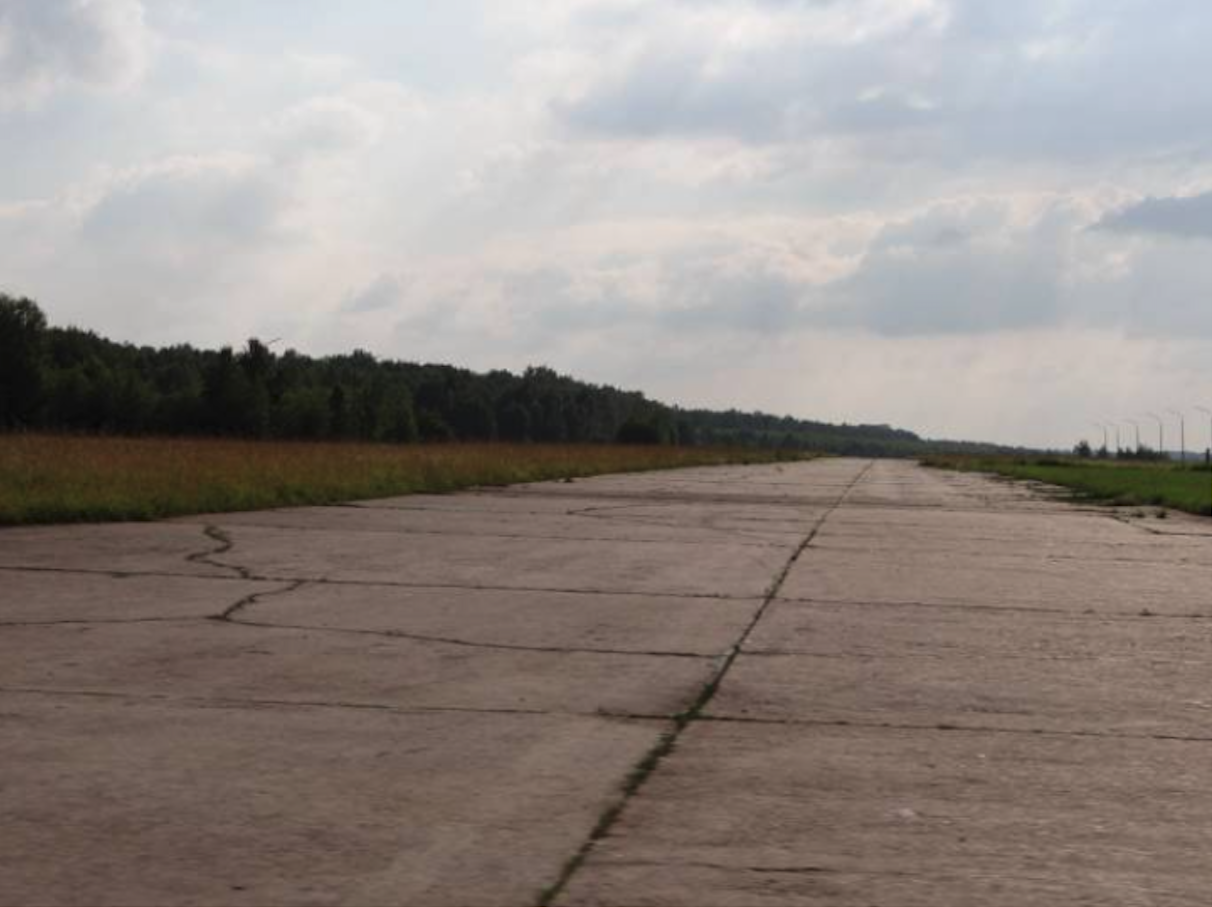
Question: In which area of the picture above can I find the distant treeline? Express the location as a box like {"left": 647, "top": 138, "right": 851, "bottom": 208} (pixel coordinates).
{"left": 0, "top": 293, "right": 1010, "bottom": 456}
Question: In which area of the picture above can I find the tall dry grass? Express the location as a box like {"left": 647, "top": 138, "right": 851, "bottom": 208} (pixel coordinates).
{"left": 0, "top": 434, "right": 799, "bottom": 525}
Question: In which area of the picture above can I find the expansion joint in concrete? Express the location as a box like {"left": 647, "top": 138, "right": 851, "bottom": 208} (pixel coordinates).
{"left": 0, "top": 565, "right": 762, "bottom": 603}
{"left": 536, "top": 460, "right": 876, "bottom": 907}
{"left": 223, "top": 616, "right": 717, "bottom": 660}
{"left": 695, "top": 713, "right": 1212, "bottom": 744}
{"left": 0, "top": 685, "right": 673, "bottom": 723}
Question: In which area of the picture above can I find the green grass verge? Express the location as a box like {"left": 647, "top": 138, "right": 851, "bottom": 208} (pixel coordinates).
{"left": 923, "top": 454, "right": 1212, "bottom": 517}
{"left": 0, "top": 433, "right": 812, "bottom": 525}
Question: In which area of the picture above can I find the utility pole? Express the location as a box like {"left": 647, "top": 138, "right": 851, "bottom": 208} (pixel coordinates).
{"left": 1125, "top": 419, "right": 1141, "bottom": 455}
{"left": 1090, "top": 422, "right": 1108, "bottom": 456}
{"left": 1145, "top": 412, "right": 1164, "bottom": 458}
{"left": 1168, "top": 409, "right": 1186, "bottom": 464}
{"left": 1196, "top": 407, "right": 1212, "bottom": 512}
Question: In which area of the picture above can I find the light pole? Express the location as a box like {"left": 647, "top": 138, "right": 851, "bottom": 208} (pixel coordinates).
{"left": 1125, "top": 419, "right": 1141, "bottom": 456}
{"left": 1145, "top": 412, "right": 1164, "bottom": 458}
{"left": 1113, "top": 422, "right": 1122, "bottom": 456}
{"left": 1167, "top": 409, "right": 1186, "bottom": 464}
{"left": 1090, "top": 422, "right": 1108, "bottom": 456}
{"left": 1196, "top": 406, "right": 1212, "bottom": 511}
{"left": 1197, "top": 406, "right": 1212, "bottom": 463}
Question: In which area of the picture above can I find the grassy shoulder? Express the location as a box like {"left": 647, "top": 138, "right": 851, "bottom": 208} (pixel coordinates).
{"left": 0, "top": 433, "right": 811, "bottom": 525}
{"left": 923, "top": 454, "right": 1212, "bottom": 517}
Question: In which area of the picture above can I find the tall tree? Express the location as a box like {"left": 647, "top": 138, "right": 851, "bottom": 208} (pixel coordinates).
{"left": 0, "top": 294, "right": 47, "bottom": 427}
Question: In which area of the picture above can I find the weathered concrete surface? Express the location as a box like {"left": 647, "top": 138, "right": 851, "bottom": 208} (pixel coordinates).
{"left": 2, "top": 458, "right": 1211, "bottom": 906}
{"left": 563, "top": 723, "right": 1212, "bottom": 907}
{"left": 558, "top": 460, "right": 1212, "bottom": 907}
{"left": 1, "top": 695, "right": 659, "bottom": 907}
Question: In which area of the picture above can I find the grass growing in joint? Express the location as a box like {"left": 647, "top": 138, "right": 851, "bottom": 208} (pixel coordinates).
{"left": 923, "top": 454, "right": 1212, "bottom": 517}
{"left": 0, "top": 433, "right": 808, "bottom": 526}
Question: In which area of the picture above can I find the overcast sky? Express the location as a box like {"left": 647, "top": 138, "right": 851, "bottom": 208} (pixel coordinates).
{"left": 3, "top": 0, "right": 1212, "bottom": 447}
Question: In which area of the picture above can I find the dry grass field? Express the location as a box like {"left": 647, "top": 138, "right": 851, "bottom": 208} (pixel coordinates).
{"left": 0, "top": 433, "right": 801, "bottom": 525}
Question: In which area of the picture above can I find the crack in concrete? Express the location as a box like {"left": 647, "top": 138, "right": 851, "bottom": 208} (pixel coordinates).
{"left": 211, "top": 581, "right": 306, "bottom": 622}
{"left": 736, "top": 647, "right": 1212, "bottom": 665}
{"left": 775, "top": 594, "right": 1212, "bottom": 620}
{"left": 4, "top": 584, "right": 745, "bottom": 662}
{"left": 185, "top": 526, "right": 254, "bottom": 580}
{"left": 812, "top": 541, "right": 1212, "bottom": 568}
{"left": 587, "top": 858, "right": 846, "bottom": 876}
{"left": 0, "top": 685, "right": 671, "bottom": 723}
{"left": 0, "top": 562, "right": 263, "bottom": 584}
{"left": 0, "top": 617, "right": 199, "bottom": 629}
{"left": 339, "top": 502, "right": 618, "bottom": 518}
{"left": 260, "top": 577, "right": 764, "bottom": 602}
{"left": 0, "top": 565, "right": 763, "bottom": 603}
{"left": 226, "top": 616, "right": 722, "bottom": 660}
{"left": 797, "top": 550, "right": 1212, "bottom": 584}
{"left": 818, "top": 500, "right": 1111, "bottom": 516}
{"left": 536, "top": 461, "right": 876, "bottom": 907}
{"left": 174, "top": 517, "right": 788, "bottom": 550}
{"left": 695, "top": 713, "right": 1212, "bottom": 744}
{"left": 491, "top": 489, "right": 841, "bottom": 508}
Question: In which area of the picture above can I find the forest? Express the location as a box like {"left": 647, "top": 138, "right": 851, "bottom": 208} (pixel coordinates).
{"left": 0, "top": 293, "right": 1003, "bottom": 457}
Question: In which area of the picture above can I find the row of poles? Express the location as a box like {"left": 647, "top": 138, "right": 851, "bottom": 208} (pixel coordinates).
{"left": 1089, "top": 407, "right": 1212, "bottom": 462}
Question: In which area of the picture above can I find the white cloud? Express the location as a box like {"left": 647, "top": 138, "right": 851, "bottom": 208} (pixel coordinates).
{"left": 3, "top": 0, "right": 1212, "bottom": 446}
{"left": 540, "top": 0, "right": 1212, "bottom": 174}
{"left": 0, "top": 0, "right": 152, "bottom": 109}
{"left": 1095, "top": 190, "right": 1212, "bottom": 240}
{"left": 342, "top": 273, "right": 406, "bottom": 314}
{"left": 79, "top": 154, "right": 286, "bottom": 254}
{"left": 269, "top": 97, "right": 386, "bottom": 161}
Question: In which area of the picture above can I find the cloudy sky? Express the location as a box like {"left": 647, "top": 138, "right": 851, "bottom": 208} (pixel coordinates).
{"left": 3, "top": 0, "right": 1212, "bottom": 447}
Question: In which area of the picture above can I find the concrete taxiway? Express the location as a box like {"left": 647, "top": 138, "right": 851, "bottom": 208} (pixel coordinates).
{"left": 1, "top": 459, "right": 1210, "bottom": 905}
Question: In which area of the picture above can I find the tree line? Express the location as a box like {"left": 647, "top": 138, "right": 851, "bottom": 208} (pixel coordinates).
{"left": 0, "top": 293, "right": 1005, "bottom": 456}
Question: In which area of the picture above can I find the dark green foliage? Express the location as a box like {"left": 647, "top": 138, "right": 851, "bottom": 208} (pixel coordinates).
{"left": 616, "top": 419, "right": 665, "bottom": 445}
{"left": 416, "top": 409, "right": 455, "bottom": 442}
{"left": 0, "top": 294, "right": 47, "bottom": 427}
{"left": 277, "top": 387, "right": 330, "bottom": 439}
{"left": 451, "top": 389, "right": 496, "bottom": 440}
{"left": 1115, "top": 446, "right": 1168, "bottom": 462}
{"left": 497, "top": 400, "right": 532, "bottom": 442}
{"left": 1, "top": 295, "right": 1016, "bottom": 456}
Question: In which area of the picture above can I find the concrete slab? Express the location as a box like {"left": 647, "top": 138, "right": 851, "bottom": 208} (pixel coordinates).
{"left": 324, "top": 497, "right": 821, "bottom": 546}
{"left": 0, "top": 620, "right": 715, "bottom": 717}
{"left": 561, "top": 722, "right": 1212, "bottom": 907}
{"left": 0, "top": 571, "right": 276, "bottom": 624}
{"left": 779, "top": 545, "right": 1212, "bottom": 614}
{"left": 0, "top": 523, "right": 237, "bottom": 578}
{"left": 709, "top": 648, "right": 1212, "bottom": 737}
{"left": 821, "top": 504, "right": 1143, "bottom": 542}
{"left": 812, "top": 527, "right": 1212, "bottom": 566}
{"left": 239, "top": 582, "right": 762, "bottom": 656}
{"left": 550, "top": 501, "right": 817, "bottom": 544}
{"left": 198, "top": 523, "right": 788, "bottom": 597}
{"left": 746, "top": 599, "right": 1212, "bottom": 662}
{"left": 170, "top": 503, "right": 797, "bottom": 548}
{"left": 0, "top": 692, "right": 664, "bottom": 907}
